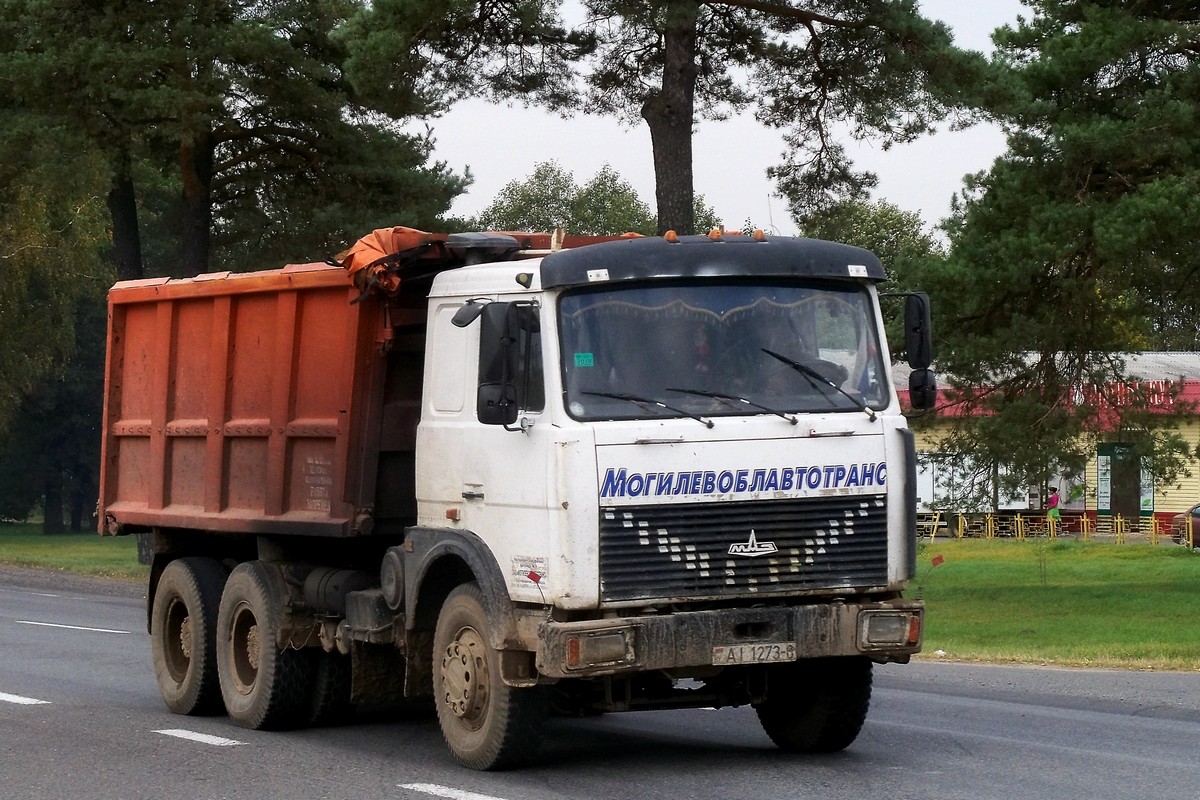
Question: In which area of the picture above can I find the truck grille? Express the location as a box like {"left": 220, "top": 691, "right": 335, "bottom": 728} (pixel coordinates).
{"left": 599, "top": 495, "right": 888, "bottom": 603}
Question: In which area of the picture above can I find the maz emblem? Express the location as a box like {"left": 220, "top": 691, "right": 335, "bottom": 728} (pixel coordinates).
{"left": 728, "top": 530, "right": 778, "bottom": 557}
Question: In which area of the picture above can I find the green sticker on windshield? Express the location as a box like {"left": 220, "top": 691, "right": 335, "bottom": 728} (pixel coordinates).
{"left": 575, "top": 353, "right": 595, "bottom": 368}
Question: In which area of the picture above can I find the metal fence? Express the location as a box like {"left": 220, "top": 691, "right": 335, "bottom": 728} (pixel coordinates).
{"left": 919, "top": 511, "right": 1195, "bottom": 548}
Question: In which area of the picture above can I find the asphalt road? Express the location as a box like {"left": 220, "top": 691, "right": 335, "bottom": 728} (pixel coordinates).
{"left": 2, "top": 565, "right": 1198, "bottom": 800}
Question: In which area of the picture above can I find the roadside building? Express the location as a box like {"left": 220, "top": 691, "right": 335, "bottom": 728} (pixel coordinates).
{"left": 898, "top": 353, "right": 1200, "bottom": 534}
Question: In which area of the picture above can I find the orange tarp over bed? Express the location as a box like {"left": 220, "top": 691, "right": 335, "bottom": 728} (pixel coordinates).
{"left": 335, "top": 226, "right": 445, "bottom": 295}
{"left": 335, "top": 226, "right": 644, "bottom": 296}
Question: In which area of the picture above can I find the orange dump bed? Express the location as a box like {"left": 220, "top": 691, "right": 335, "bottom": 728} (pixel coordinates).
{"left": 98, "top": 263, "right": 388, "bottom": 538}
{"left": 98, "top": 227, "right": 628, "bottom": 539}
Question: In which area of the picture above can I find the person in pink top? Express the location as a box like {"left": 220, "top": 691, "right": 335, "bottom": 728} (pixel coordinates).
{"left": 1047, "top": 486, "right": 1062, "bottom": 532}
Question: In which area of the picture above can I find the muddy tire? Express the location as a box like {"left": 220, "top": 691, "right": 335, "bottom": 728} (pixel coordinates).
{"left": 433, "top": 583, "right": 545, "bottom": 770}
{"left": 309, "top": 651, "right": 355, "bottom": 726}
{"left": 216, "top": 561, "right": 313, "bottom": 730}
{"left": 754, "top": 657, "right": 872, "bottom": 753}
{"left": 150, "top": 557, "right": 227, "bottom": 715}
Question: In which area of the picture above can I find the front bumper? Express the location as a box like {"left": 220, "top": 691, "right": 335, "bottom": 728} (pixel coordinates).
{"left": 535, "top": 599, "right": 923, "bottom": 679}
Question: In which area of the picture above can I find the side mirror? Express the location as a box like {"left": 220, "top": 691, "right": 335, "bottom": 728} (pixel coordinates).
{"left": 472, "top": 301, "right": 540, "bottom": 426}
{"left": 476, "top": 302, "right": 520, "bottom": 426}
{"left": 904, "top": 293, "right": 933, "bottom": 370}
{"left": 452, "top": 302, "right": 486, "bottom": 328}
{"left": 478, "top": 302, "right": 517, "bottom": 380}
{"left": 908, "top": 368, "right": 938, "bottom": 410}
{"left": 477, "top": 382, "right": 519, "bottom": 426}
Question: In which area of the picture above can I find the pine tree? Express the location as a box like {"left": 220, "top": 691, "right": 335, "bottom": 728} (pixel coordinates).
{"left": 1, "top": 0, "right": 467, "bottom": 277}
{"left": 352, "top": 1, "right": 979, "bottom": 233}
{"left": 924, "top": 0, "right": 1200, "bottom": 500}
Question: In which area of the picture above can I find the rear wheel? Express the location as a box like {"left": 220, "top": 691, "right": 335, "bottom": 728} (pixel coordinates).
{"left": 216, "top": 561, "right": 313, "bottom": 730}
{"left": 754, "top": 657, "right": 873, "bottom": 753}
{"left": 433, "top": 583, "right": 545, "bottom": 770}
{"left": 150, "top": 557, "right": 227, "bottom": 715}
{"left": 309, "top": 651, "right": 355, "bottom": 726}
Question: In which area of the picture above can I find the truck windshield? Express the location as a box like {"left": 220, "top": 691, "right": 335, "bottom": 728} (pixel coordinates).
{"left": 558, "top": 281, "right": 889, "bottom": 421}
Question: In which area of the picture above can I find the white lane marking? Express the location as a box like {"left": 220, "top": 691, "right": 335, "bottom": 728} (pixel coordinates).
{"left": 401, "top": 784, "right": 512, "bottom": 800}
{"left": 0, "top": 691, "right": 51, "bottom": 705}
{"left": 154, "top": 729, "right": 245, "bottom": 747}
{"left": 0, "top": 587, "right": 64, "bottom": 598}
{"left": 16, "top": 620, "right": 132, "bottom": 635}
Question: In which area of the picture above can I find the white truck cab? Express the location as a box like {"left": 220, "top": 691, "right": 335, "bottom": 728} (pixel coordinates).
{"left": 404, "top": 231, "right": 931, "bottom": 766}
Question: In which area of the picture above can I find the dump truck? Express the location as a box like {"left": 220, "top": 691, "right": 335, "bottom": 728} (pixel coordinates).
{"left": 98, "top": 226, "right": 937, "bottom": 769}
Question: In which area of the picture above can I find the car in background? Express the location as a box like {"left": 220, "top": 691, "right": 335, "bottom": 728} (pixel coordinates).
{"left": 1170, "top": 502, "right": 1200, "bottom": 547}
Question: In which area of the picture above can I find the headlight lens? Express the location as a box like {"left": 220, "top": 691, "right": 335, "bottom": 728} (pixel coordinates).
{"left": 859, "top": 610, "right": 922, "bottom": 649}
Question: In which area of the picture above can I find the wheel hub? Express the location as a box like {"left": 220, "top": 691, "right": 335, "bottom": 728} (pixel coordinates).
{"left": 178, "top": 616, "right": 193, "bottom": 661}
{"left": 246, "top": 625, "right": 261, "bottom": 671}
{"left": 229, "top": 601, "right": 261, "bottom": 695}
{"left": 163, "top": 598, "right": 193, "bottom": 682}
{"left": 440, "top": 626, "right": 488, "bottom": 727}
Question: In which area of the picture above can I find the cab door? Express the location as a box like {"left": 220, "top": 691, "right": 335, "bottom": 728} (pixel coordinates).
{"left": 425, "top": 299, "right": 557, "bottom": 605}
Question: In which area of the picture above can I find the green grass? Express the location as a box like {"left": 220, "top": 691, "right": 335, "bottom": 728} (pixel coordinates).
{"left": 915, "top": 538, "right": 1200, "bottom": 670}
{"left": 0, "top": 522, "right": 147, "bottom": 582}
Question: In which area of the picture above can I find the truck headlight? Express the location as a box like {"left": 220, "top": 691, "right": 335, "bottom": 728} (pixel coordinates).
{"left": 859, "top": 610, "right": 922, "bottom": 650}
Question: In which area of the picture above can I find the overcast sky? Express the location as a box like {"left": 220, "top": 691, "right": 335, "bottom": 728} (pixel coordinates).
{"left": 423, "top": 1, "right": 1029, "bottom": 235}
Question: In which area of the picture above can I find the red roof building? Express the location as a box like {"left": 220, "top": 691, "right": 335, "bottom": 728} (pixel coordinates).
{"left": 896, "top": 353, "right": 1200, "bottom": 535}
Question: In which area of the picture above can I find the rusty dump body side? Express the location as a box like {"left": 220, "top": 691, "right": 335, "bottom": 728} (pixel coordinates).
{"left": 98, "top": 262, "right": 407, "bottom": 539}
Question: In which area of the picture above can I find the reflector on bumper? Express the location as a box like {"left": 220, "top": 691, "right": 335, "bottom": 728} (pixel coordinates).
{"left": 565, "top": 628, "right": 637, "bottom": 671}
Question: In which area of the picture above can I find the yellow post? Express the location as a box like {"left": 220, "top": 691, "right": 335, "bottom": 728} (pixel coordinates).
{"left": 957, "top": 513, "right": 966, "bottom": 539}
{"left": 1015, "top": 513, "right": 1025, "bottom": 540}
{"left": 1149, "top": 516, "right": 1160, "bottom": 546}
{"left": 1080, "top": 514, "right": 1093, "bottom": 542}
{"left": 1188, "top": 516, "right": 1195, "bottom": 550}
{"left": 1115, "top": 514, "right": 1126, "bottom": 544}
{"left": 986, "top": 513, "right": 996, "bottom": 539}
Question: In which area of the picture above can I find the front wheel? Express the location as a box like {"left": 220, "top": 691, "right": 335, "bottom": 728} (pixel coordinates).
{"left": 216, "top": 561, "right": 313, "bottom": 730}
{"left": 432, "top": 583, "right": 545, "bottom": 770}
{"left": 754, "top": 656, "right": 873, "bottom": 753}
{"left": 150, "top": 557, "right": 227, "bottom": 715}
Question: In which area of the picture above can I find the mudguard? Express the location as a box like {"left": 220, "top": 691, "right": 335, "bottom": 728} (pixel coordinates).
{"left": 402, "top": 526, "right": 520, "bottom": 651}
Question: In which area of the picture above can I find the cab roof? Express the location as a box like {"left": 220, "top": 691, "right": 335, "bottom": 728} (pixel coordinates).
{"left": 539, "top": 234, "right": 886, "bottom": 288}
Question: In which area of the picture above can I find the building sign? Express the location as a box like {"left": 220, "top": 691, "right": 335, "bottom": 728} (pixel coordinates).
{"left": 1079, "top": 379, "right": 1182, "bottom": 413}
{"left": 1141, "top": 464, "right": 1154, "bottom": 513}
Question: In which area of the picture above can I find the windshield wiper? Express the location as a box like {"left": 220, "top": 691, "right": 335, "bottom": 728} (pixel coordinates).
{"left": 667, "top": 387, "right": 797, "bottom": 425}
{"left": 582, "top": 390, "right": 714, "bottom": 429}
{"left": 760, "top": 348, "right": 877, "bottom": 422}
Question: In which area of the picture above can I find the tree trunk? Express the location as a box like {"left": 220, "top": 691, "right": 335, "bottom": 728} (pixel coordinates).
{"left": 106, "top": 147, "right": 144, "bottom": 282}
{"left": 641, "top": 2, "right": 699, "bottom": 236}
{"left": 70, "top": 489, "right": 85, "bottom": 532}
{"left": 42, "top": 473, "right": 65, "bottom": 535}
{"left": 180, "top": 128, "right": 215, "bottom": 277}
{"left": 69, "top": 464, "right": 91, "bottom": 532}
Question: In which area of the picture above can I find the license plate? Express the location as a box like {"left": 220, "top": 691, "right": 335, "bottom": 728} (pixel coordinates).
{"left": 712, "top": 642, "right": 797, "bottom": 665}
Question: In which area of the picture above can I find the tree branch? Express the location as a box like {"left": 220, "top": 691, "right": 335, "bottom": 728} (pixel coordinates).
{"left": 703, "top": 0, "right": 866, "bottom": 29}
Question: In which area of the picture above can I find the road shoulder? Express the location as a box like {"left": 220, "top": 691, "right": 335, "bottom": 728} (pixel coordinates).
{"left": 0, "top": 564, "right": 144, "bottom": 600}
